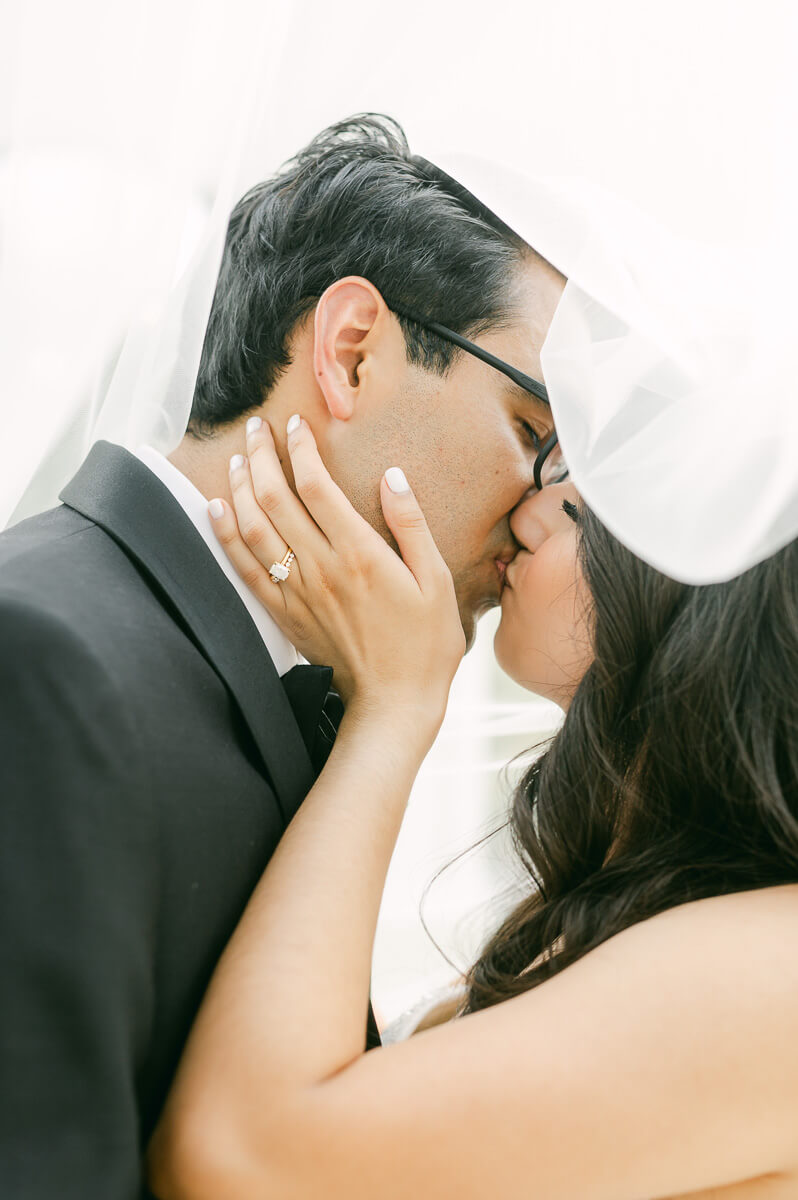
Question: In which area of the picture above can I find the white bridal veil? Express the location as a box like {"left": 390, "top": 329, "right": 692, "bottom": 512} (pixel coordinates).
{"left": 435, "top": 155, "right": 798, "bottom": 583}
{"left": 3, "top": 0, "right": 796, "bottom": 587}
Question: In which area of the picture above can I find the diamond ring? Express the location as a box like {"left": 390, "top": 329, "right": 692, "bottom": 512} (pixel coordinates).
{"left": 268, "top": 547, "right": 296, "bottom": 584}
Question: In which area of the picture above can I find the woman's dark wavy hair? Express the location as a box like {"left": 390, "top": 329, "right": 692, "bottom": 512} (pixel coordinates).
{"left": 465, "top": 506, "right": 798, "bottom": 1012}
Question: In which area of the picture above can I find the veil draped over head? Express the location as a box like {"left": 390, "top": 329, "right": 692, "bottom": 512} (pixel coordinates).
{"left": 2, "top": 0, "right": 796, "bottom": 585}
{"left": 433, "top": 157, "right": 798, "bottom": 583}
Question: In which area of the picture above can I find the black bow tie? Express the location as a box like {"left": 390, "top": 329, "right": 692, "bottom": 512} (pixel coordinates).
{"left": 281, "top": 663, "right": 344, "bottom": 773}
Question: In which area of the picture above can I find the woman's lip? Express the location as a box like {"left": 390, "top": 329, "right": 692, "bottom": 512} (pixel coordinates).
{"left": 503, "top": 552, "right": 529, "bottom": 590}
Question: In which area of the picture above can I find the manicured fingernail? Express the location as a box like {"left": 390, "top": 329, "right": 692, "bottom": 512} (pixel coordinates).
{"left": 208, "top": 499, "right": 224, "bottom": 520}
{"left": 286, "top": 414, "right": 301, "bottom": 436}
{"left": 246, "top": 416, "right": 262, "bottom": 435}
{"left": 385, "top": 467, "right": 410, "bottom": 494}
{"left": 230, "top": 454, "right": 246, "bottom": 472}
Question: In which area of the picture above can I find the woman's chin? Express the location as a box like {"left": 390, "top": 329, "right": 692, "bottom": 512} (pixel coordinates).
{"left": 493, "top": 608, "right": 513, "bottom": 674}
{"left": 493, "top": 612, "right": 534, "bottom": 693}
{"left": 494, "top": 611, "right": 574, "bottom": 711}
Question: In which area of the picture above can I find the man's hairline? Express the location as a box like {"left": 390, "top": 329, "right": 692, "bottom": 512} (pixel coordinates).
{"left": 186, "top": 247, "right": 547, "bottom": 438}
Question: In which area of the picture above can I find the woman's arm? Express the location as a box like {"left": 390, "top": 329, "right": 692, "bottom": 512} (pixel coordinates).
{"left": 149, "top": 420, "right": 798, "bottom": 1200}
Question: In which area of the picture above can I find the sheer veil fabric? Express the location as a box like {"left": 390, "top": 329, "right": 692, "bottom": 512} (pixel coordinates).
{"left": 2, "top": 0, "right": 796, "bottom": 584}
{"left": 432, "top": 157, "right": 798, "bottom": 583}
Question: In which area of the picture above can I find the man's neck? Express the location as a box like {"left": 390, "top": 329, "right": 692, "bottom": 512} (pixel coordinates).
{"left": 167, "top": 422, "right": 252, "bottom": 506}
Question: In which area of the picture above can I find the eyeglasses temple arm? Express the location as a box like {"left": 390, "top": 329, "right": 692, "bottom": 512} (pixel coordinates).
{"left": 533, "top": 430, "right": 560, "bottom": 491}
{"left": 390, "top": 304, "right": 550, "bottom": 406}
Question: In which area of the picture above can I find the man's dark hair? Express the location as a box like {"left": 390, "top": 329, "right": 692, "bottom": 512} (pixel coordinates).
{"left": 188, "top": 113, "right": 528, "bottom": 435}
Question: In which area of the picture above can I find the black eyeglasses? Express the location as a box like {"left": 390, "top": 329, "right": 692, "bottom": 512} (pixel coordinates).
{"left": 389, "top": 303, "right": 568, "bottom": 491}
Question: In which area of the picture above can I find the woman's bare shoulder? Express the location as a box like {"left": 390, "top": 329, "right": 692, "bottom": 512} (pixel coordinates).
{"left": 602, "top": 881, "right": 798, "bottom": 970}
{"left": 577, "top": 881, "right": 798, "bottom": 1051}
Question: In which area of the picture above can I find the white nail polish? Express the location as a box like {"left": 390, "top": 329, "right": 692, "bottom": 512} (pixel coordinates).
{"left": 385, "top": 467, "right": 410, "bottom": 494}
{"left": 230, "top": 454, "right": 245, "bottom": 472}
{"left": 286, "top": 414, "right": 301, "bottom": 436}
{"left": 208, "top": 499, "right": 224, "bottom": 520}
{"left": 246, "top": 416, "right": 262, "bottom": 435}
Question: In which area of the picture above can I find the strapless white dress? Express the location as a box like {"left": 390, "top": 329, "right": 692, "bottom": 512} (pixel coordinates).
{"left": 380, "top": 982, "right": 468, "bottom": 1044}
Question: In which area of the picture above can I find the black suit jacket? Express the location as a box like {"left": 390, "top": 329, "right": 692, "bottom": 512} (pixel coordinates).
{"left": 0, "top": 441, "right": 378, "bottom": 1199}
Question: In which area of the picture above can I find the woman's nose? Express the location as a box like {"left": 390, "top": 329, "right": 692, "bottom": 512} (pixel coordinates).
{"left": 510, "top": 491, "right": 550, "bottom": 553}
{"left": 510, "top": 482, "right": 580, "bottom": 551}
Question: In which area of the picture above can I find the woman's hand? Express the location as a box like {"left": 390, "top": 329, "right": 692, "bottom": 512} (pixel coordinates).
{"left": 208, "top": 415, "right": 465, "bottom": 728}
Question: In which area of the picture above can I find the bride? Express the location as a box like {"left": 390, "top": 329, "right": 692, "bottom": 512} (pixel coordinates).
{"left": 147, "top": 406, "right": 798, "bottom": 1198}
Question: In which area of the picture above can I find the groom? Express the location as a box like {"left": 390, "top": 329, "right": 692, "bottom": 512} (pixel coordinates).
{"left": 0, "top": 114, "right": 562, "bottom": 1198}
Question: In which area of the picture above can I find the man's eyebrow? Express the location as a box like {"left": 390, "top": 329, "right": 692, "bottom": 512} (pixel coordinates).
{"left": 505, "top": 378, "right": 550, "bottom": 413}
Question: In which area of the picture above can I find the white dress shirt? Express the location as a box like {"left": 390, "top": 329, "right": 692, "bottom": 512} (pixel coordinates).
{"left": 135, "top": 445, "right": 299, "bottom": 677}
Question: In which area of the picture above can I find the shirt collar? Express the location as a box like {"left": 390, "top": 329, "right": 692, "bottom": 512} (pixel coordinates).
{"left": 135, "top": 444, "right": 299, "bottom": 677}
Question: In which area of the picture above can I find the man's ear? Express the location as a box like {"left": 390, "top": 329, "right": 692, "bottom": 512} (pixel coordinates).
{"left": 313, "top": 277, "right": 393, "bottom": 421}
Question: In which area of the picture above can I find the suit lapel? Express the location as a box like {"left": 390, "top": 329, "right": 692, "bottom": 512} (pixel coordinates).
{"left": 60, "top": 440, "right": 315, "bottom": 821}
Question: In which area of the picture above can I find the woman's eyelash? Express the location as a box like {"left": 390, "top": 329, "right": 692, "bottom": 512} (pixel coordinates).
{"left": 562, "top": 499, "right": 580, "bottom": 523}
